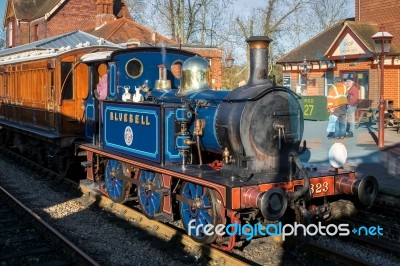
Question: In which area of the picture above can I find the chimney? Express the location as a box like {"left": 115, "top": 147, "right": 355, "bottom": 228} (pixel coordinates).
{"left": 96, "top": 0, "right": 115, "bottom": 27}
{"left": 246, "top": 36, "right": 272, "bottom": 87}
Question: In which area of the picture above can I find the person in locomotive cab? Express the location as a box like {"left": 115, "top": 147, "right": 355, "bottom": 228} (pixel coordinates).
{"left": 327, "top": 77, "right": 348, "bottom": 139}
{"left": 95, "top": 63, "right": 108, "bottom": 100}
{"left": 345, "top": 78, "right": 359, "bottom": 138}
{"left": 96, "top": 74, "right": 108, "bottom": 100}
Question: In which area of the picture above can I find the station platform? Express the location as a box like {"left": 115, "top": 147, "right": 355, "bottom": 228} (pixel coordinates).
{"left": 300, "top": 120, "right": 400, "bottom": 197}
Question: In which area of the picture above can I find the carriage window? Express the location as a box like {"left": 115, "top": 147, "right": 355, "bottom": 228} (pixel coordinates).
{"left": 61, "top": 62, "right": 73, "bottom": 100}
{"left": 324, "top": 72, "right": 334, "bottom": 96}
{"left": 125, "top": 59, "right": 143, "bottom": 78}
{"left": 8, "top": 21, "right": 13, "bottom": 47}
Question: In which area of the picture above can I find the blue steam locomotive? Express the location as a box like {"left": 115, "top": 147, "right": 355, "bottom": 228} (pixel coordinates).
{"left": 75, "top": 37, "right": 379, "bottom": 249}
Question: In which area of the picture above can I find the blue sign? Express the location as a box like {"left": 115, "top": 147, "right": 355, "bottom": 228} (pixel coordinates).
{"left": 103, "top": 103, "right": 160, "bottom": 162}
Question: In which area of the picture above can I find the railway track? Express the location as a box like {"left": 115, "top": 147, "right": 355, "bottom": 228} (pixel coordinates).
{"left": 1, "top": 147, "right": 399, "bottom": 265}
{"left": 79, "top": 181, "right": 251, "bottom": 266}
{"left": 286, "top": 237, "right": 380, "bottom": 266}
{"left": 331, "top": 197, "right": 400, "bottom": 255}
{"left": 0, "top": 185, "right": 98, "bottom": 265}
{"left": 0, "top": 147, "right": 251, "bottom": 265}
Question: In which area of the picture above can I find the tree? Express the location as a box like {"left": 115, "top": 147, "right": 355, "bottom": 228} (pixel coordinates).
{"left": 235, "top": 0, "right": 306, "bottom": 40}
{"left": 234, "top": 0, "right": 309, "bottom": 81}
{"left": 125, "top": 0, "right": 147, "bottom": 24}
{"left": 308, "top": 0, "right": 353, "bottom": 31}
{"left": 233, "top": 0, "right": 352, "bottom": 84}
{"left": 146, "top": 0, "right": 232, "bottom": 46}
{"left": 0, "top": 26, "right": 5, "bottom": 49}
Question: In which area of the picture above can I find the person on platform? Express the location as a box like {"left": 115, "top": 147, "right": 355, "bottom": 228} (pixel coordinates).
{"left": 345, "top": 78, "right": 359, "bottom": 138}
{"left": 326, "top": 78, "right": 348, "bottom": 139}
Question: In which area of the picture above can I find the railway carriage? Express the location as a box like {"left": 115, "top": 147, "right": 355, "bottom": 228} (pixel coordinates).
{"left": 0, "top": 33, "right": 117, "bottom": 175}
{"left": 77, "top": 36, "right": 379, "bottom": 249}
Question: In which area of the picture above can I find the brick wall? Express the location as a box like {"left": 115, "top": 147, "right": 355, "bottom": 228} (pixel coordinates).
{"left": 14, "top": 21, "right": 30, "bottom": 47}
{"left": 287, "top": 71, "right": 326, "bottom": 96}
{"left": 284, "top": 58, "right": 398, "bottom": 109}
{"left": 334, "top": 60, "right": 400, "bottom": 109}
{"left": 46, "top": 0, "right": 98, "bottom": 38}
{"left": 355, "top": 0, "right": 400, "bottom": 46}
{"left": 30, "top": 18, "right": 46, "bottom": 42}
{"left": 384, "top": 68, "right": 400, "bottom": 108}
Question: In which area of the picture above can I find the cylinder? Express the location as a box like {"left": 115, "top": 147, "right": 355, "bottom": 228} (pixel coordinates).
{"left": 335, "top": 175, "right": 379, "bottom": 205}
{"left": 241, "top": 186, "right": 287, "bottom": 221}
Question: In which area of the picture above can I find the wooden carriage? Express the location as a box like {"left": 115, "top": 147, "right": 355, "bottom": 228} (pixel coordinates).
{"left": 0, "top": 33, "right": 118, "bottom": 174}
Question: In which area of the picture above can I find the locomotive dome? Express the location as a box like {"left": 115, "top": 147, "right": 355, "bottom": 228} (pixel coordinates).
{"left": 179, "top": 56, "right": 211, "bottom": 95}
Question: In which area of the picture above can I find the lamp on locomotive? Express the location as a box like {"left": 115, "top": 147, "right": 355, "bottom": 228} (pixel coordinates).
{"left": 178, "top": 56, "right": 212, "bottom": 95}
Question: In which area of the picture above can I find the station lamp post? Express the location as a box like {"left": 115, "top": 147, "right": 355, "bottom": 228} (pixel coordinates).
{"left": 371, "top": 29, "right": 393, "bottom": 147}
{"left": 224, "top": 53, "right": 234, "bottom": 88}
{"left": 225, "top": 53, "right": 234, "bottom": 68}
{"left": 299, "top": 58, "right": 311, "bottom": 92}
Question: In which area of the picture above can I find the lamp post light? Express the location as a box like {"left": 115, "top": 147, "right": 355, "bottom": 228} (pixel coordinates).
{"left": 224, "top": 53, "right": 234, "bottom": 89}
{"left": 371, "top": 29, "right": 393, "bottom": 147}
{"left": 225, "top": 53, "right": 234, "bottom": 68}
{"left": 299, "top": 58, "right": 311, "bottom": 92}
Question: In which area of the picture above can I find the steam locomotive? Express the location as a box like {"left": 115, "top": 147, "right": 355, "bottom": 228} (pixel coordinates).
{"left": 0, "top": 34, "right": 379, "bottom": 249}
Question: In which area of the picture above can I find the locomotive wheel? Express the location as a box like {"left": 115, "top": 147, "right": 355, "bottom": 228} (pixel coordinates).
{"left": 34, "top": 145, "right": 47, "bottom": 166}
{"left": 137, "top": 170, "right": 163, "bottom": 219}
{"left": 105, "top": 159, "right": 131, "bottom": 203}
{"left": 0, "top": 129, "right": 10, "bottom": 149}
{"left": 57, "top": 156, "right": 71, "bottom": 177}
{"left": 179, "top": 182, "right": 219, "bottom": 244}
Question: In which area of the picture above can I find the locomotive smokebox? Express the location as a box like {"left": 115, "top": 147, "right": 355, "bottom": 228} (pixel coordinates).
{"left": 246, "top": 36, "right": 272, "bottom": 87}
{"left": 216, "top": 36, "right": 303, "bottom": 180}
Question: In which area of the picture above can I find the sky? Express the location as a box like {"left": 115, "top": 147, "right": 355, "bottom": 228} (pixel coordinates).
{"left": 0, "top": 0, "right": 354, "bottom": 63}
{"left": 234, "top": 0, "right": 265, "bottom": 15}
{"left": 0, "top": 0, "right": 259, "bottom": 19}
{"left": 0, "top": 1, "right": 5, "bottom": 24}
{"left": 0, "top": 0, "right": 266, "bottom": 25}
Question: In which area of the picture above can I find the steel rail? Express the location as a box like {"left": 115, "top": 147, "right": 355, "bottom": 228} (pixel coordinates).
{"left": 0, "top": 148, "right": 251, "bottom": 265}
{"left": 79, "top": 185, "right": 250, "bottom": 266}
{"left": 0, "top": 185, "right": 99, "bottom": 265}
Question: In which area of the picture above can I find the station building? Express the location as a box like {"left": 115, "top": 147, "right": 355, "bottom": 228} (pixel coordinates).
{"left": 277, "top": 0, "right": 400, "bottom": 120}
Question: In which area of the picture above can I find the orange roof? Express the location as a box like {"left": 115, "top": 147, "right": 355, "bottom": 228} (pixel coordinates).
{"left": 86, "top": 18, "right": 178, "bottom": 46}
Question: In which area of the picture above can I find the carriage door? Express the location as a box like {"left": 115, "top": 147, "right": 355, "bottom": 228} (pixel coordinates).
{"left": 74, "top": 62, "right": 89, "bottom": 134}
{"left": 60, "top": 59, "right": 88, "bottom": 134}
{"left": 85, "top": 62, "right": 107, "bottom": 142}
{"left": 47, "top": 63, "right": 56, "bottom": 130}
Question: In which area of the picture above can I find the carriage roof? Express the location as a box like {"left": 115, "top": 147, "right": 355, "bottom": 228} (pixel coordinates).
{"left": 0, "top": 30, "right": 119, "bottom": 65}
